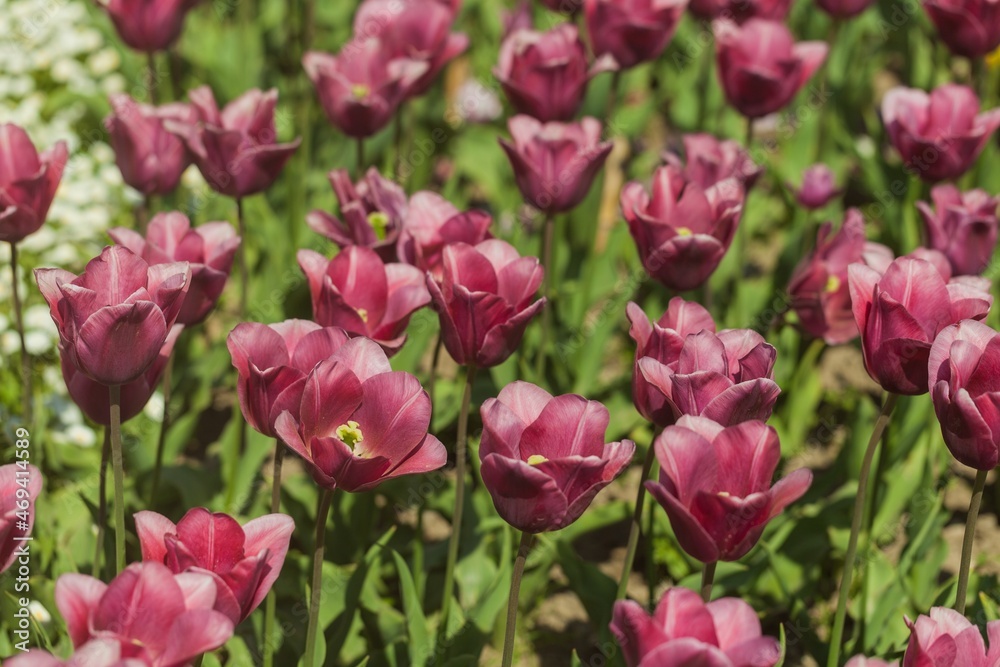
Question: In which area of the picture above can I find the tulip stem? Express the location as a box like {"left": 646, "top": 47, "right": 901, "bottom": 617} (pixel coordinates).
{"left": 356, "top": 138, "right": 365, "bottom": 177}
{"left": 304, "top": 488, "right": 334, "bottom": 667}
{"left": 109, "top": 384, "right": 126, "bottom": 575}
{"left": 700, "top": 561, "right": 717, "bottom": 602}
{"left": 428, "top": 332, "right": 443, "bottom": 414}
{"left": 92, "top": 428, "right": 110, "bottom": 578}
{"left": 262, "top": 444, "right": 286, "bottom": 667}
{"left": 149, "top": 352, "right": 174, "bottom": 505}
{"left": 956, "top": 468, "right": 989, "bottom": 614}
{"left": 616, "top": 433, "right": 659, "bottom": 600}
{"left": 501, "top": 531, "right": 534, "bottom": 667}
{"left": 9, "top": 242, "right": 32, "bottom": 425}
{"left": 827, "top": 392, "right": 898, "bottom": 667}
{"left": 236, "top": 197, "right": 248, "bottom": 317}
{"left": 535, "top": 214, "right": 556, "bottom": 380}
{"left": 438, "top": 364, "right": 477, "bottom": 645}
{"left": 146, "top": 52, "right": 158, "bottom": 105}
{"left": 744, "top": 118, "right": 754, "bottom": 147}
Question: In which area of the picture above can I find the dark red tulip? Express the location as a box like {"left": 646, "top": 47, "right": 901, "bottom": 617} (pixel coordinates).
{"left": 689, "top": 0, "right": 791, "bottom": 21}
{"left": 924, "top": 0, "right": 1000, "bottom": 59}
{"left": 397, "top": 193, "right": 493, "bottom": 279}
{"left": 903, "top": 607, "right": 1000, "bottom": 667}
{"left": 816, "top": 0, "right": 877, "bottom": 17}
{"left": 479, "top": 381, "right": 635, "bottom": 533}
{"left": 794, "top": 164, "right": 842, "bottom": 209}
{"left": 918, "top": 184, "right": 999, "bottom": 276}
{"left": 848, "top": 252, "right": 993, "bottom": 395}
{"left": 1, "top": 464, "right": 41, "bottom": 575}
{"left": 227, "top": 320, "right": 352, "bottom": 438}
{"left": 426, "top": 240, "right": 546, "bottom": 368}
{"left": 109, "top": 212, "right": 240, "bottom": 325}
{"left": 621, "top": 164, "right": 744, "bottom": 291}
{"left": 646, "top": 416, "right": 812, "bottom": 562}
{"left": 788, "top": 209, "right": 894, "bottom": 345}
{"left": 584, "top": 0, "right": 688, "bottom": 70}
{"left": 135, "top": 508, "right": 295, "bottom": 623}
{"left": 664, "top": 133, "right": 762, "bottom": 189}
{"left": 611, "top": 588, "right": 781, "bottom": 667}
{"left": 169, "top": 86, "right": 300, "bottom": 198}
{"left": 35, "top": 246, "right": 190, "bottom": 386}
{"left": 715, "top": 19, "right": 828, "bottom": 119}
{"left": 274, "top": 337, "right": 447, "bottom": 492}
{"left": 499, "top": 115, "right": 613, "bottom": 214}
{"left": 0, "top": 123, "right": 68, "bottom": 244}
{"left": 297, "top": 246, "right": 430, "bottom": 355}
{"left": 882, "top": 84, "right": 1000, "bottom": 182}
{"left": 307, "top": 168, "right": 408, "bottom": 262}
{"left": 105, "top": 94, "right": 195, "bottom": 197}
{"left": 100, "top": 0, "right": 201, "bottom": 52}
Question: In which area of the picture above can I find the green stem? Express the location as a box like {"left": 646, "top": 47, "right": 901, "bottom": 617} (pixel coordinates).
{"left": 9, "top": 242, "right": 32, "bottom": 425}
{"left": 816, "top": 19, "right": 842, "bottom": 161}
{"left": 149, "top": 353, "right": 174, "bottom": 505}
{"left": 606, "top": 70, "right": 622, "bottom": 120}
{"left": 356, "top": 138, "right": 365, "bottom": 177}
{"left": 428, "top": 332, "right": 443, "bottom": 415}
{"left": 956, "top": 469, "right": 989, "bottom": 614}
{"left": 236, "top": 197, "right": 248, "bottom": 318}
{"left": 827, "top": 392, "right": 898, "bottom": 667}
{"left": 501, "top": 531, "right": 534, "bottom": 667}
{"left": 414, "top": 507, "right": 426, "bottom": 604}
{"left": 304, "top": 489, "right": 334, "bottom": 667}
{"left": 147, "top": 52, "right": 158, "bottom": 105}
{"left": 109, "top": 384, "right": 126, "bottom": 575}
{"left": 92, "top": 428, "right": 110, "bottom": 578}
{"left": 535, "top": 214, "right": 556, "bottom": 379}
{"left": 616, "top": 433, "right": 659, "bottom": 600}
{"left": 701, "top": 561, "right": 717, "bottom": 602}
{"left": 262, "top": 444, "right": 286, "bottom": 667}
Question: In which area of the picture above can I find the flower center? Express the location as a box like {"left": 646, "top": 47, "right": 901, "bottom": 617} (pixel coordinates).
{"left": 352, "top": 84, "right": 370, "bottom": 99}
{"left": 526, "top": 454, "right": 548, "bottom": 465}
{"left": 368, "top": 212, "right": 389, "bottom": 241}
{"left": 676, "top": 227, "right": 692, "bottom": 236}
{"left": 336, "top": 421, "right": 364, "bottom": 449}
{"left": 357, "top": 308, "right": 369, "bottom": 323}
{"left": 718, "top": 491, "right": 731, "bottom": 497}
{"left": 825, "top": 275, "right": 841, "bottom": 293}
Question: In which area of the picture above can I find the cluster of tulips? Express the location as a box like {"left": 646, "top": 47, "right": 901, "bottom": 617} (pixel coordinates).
{"left": 3, "top": 0, "right": 1000, "bottom": 664}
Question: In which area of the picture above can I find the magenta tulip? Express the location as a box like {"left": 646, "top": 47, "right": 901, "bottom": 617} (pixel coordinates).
{"left": 795, "top": 164, "right": 841, "bottom": 209}
{"left": 816, "top": 0, "right": 877, "bottom": 17}
{"left": 646, "top": 416, "right": 812, "bottom": 562}
{"left": 846, "top": 658, "right": 898, "bottom": 667}
{"left": 611, "top": 588, "right": 781, "bottom": 667}
{"left": 297, "top": 246, "right": 430, "bottom": 355}
{"left": 135, "top": 508, "right": 294, "bottom": 623}
{"left": 499, "top": 116, "right": 613, "bottom": 214}
{"left": 788, "top": 209, "right": 894, "bottom": 345}
{"left": 397, "top": 192, "right": 493, "bottom": 279}
{"left": 109, "top": 212, "right": 240, "bottom": 325}
{"left": 849, "top": 252, "right": 993, "bottom": 395}
{"left": 882, "top": 84, "right": 1000, "bottom": 182}
{"left": 1, "top": 464, "right": 41, "bottom": 574}
{"left": 273, "top": 337, "right": 447, "bottom": 492}
{"left": 100, "top": 0, "right": 201, "bottom": 52}
{"left": 715, "top": 19, "right": 828, "bottom": 119}
{"left": 584, "top": 0, "right": 688, "bottom": 70}
{"left": 0, "top": 123, "right": 68, "bottom": 244}
{"left": 8, "top": 638, "right": 152, "bottom": 667}
{"left": 35, "top": 246, "right": 190, "bottom": 386}
{"left": 689, "top": 0, "right": 791, "bottom": 21}
{"left": 665, "top": 133, "right": 762, "bottom": 189}
{"left": 924, "top": 0, "right": 1000, "bottom": 59}
{"left": 426, "top": 240, "right": 546, "bottom": 368}
{"left": 621, "top": 165, "right": 744, "bottom": 291}
{"left": 479, "top": 381, "right": 635, "bottom": 533}
{"left": 903, "top": 607, "right": 1000, "bottom": 667}
{"left": 306, "top": 168, "right": 408, "bottom": 262}
{"left": 105, "top": 94, "right": 195, "bottom": 197}
{"left": 918, "top": 184, "right": 999, "bottom": 276}
{"left": 169, "top": 86, "right": 300, "bottom": 198}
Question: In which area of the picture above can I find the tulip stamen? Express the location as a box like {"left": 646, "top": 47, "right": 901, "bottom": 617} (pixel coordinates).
{"left": 336, "top": 421, "right": 364, "bottom": 451}
{"left": 357, "top": 308, "right": 369, "bottom": 323}
{"left": 351, "top": 84, "right": 370, "bottom": 99}
{"left": 526, "top": 454, "right": 548, "bottom": 465}
{"left": 676, "top": 227, "right": 692, "bottom": 236}
{"left": 368, "top": 212, "right": 389, "bottom": 241}
{"left": 825, "top": 275, "right": 841, "bottom": 293}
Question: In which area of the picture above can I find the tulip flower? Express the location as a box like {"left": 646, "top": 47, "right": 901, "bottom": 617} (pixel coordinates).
{"left": 0, "top": 123, "right": 68, "bottom": 244}
{"left": 788, "top": 209, "right": 894, "bottom": 345}
{"left": 584, "top": 0, "right": 688, "bottom": 70}
{"left": 816, "top": 0, "right": 877, "bottom": 17}
{"left": 8, "top": 638, "right": 151, "bottom": 667}
{"left": 499, "top": 116, "right": 613, "bottom": 215}
{"left": 297, "top": 247, "right": 430, "bottom": 355}
{"left": 924, "top": 0, "right": 1000, "bottom": 59}
{"left": 849, "top": 252, "right": 993, "bottom": 395}
{"left": 918, "top": 184, "right": 999, "bottom": 276}
{"left": 611, "top": 588, "right": 781, "bottom": 667}
{"left": 882, "top": 84, "right": 1000, "bottom": 182}
{"left": 715, "top": 19, "right": 828, "bottom": 119}
{"left": 227, "top": 320, "right": 354, "bottom": 438}
{"left": 135, "top": 508, "right": 295, "bottom": 623}
{"left": 689, "top": 0, "right": 791, "bottom": 21}
{"left": 646, "top": 416, "right": 812, "bottom": 562}
{"left": 109, "top": 212, "right": 240, "bottom": 325}
{"left": 397, "top": 192, "right": 493, "bottom": 279}
{"left": 105, "top": 94, "right": 195, "bottom": 197}
{"left": 168, "top": 86, "right": 300, "bottom": 198}
{"left": 903, "top": 607, "right": 1000, "bottom": 666}
{"left": 273, "top": 337, "right": 447, "bottom": 492}
{"left": 846, "top": 658, "right": 898, "bottom": 667}
{"left": 665, "top": 133, "right": 762, "bottom": 189}
{"left": 538, "top": 0, "right": 583, "bottom": 11}
{"left": 307, "top": 168, "right": 408, "bottom": 262}
{"left": 35, "top": 245, "right": 190, "bottom": 386}
{"left": 426, "top": 240, "right": 546, "bottom": 368}
{"left": 1, "top": 464, "right": 41, "bottom": 574}
{"left": 99, "top": 0, "right": 201, "bottom": 53}
{"left": 794, "top": 164, "right": 842, "bottom": 210}
{"left": 621, "top": 165, "right": 744, "bottom": 291}
{"left": 479, "top": 381, "right": 635, "bottom": 533}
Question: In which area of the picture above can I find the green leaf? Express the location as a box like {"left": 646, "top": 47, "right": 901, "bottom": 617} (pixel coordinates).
{"left": 392, "top": 550, "right": 431, "bottom": 667}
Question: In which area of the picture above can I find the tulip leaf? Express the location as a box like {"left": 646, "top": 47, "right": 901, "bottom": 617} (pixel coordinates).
{"left": 391, "top": 549, "right": 431, "bottom": 667}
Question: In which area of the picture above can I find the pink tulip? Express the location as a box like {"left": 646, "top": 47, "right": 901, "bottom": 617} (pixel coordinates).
{"left": 479, "top": 381, "right": 635, "bottom": 533}
{"left": 35, "top": 246, "right": 190, "bottom": 386}
{"left": 611, "top": 588, "right": 781, "bottom": 667}
{"left": 918, "top": 184, "right": 999, "bottom": 276}
{"left": 903, "top": 607, "right": 1000, "bottom": 667}
{"left": 846, "top": 658, "right": 898, "bottom": 667}
{"left": 584, "top": 0, "right": 688, "bottom": 70}
{"left": 646, "top": 416, "right": 812, "bottom": 562}
{"left": 816, "top": 0, "right": 877, "bottom": 17}
{"left": 1, "top": 464, "right": 41, "bottom": 574}
{"left": 297, "top": 246, "right": 430, "bottom": 355}
{"left": 397, "top": 192, "right": 493, "bottom": 280}
{"left": 109, "top": 212, "right": 240, "bottom": 325}
{"left": 168, "top": 86, "right": 300, "bottom": 198}
{"left": 227, "top": 319, "right": 353, "bottom": 438}
{"left": 274, "top": 337, "right": 447, "bottom": 492}
{"left": 105, "top": 94, "right": 195, "bottom": 197}
{"left": 849, "top": 252, "right": 993, "bottom": 395}
{"left": 795, "top": 164, "right": 842, "bottom": 209}
{"left": 426, "top": 240, "right": 546, "bottom": 368}
{"left": 788, "top": 209, "right": 894, "bottom": 345}
{"left": 499, "top": 116, "right": 613, "bottom": 214}
{"left": 100, "top": 0, "right": 201, "bottom": 52}
{"left": 882, "top": 84, "right": 1000, "bottom": 182}
{"left": 135, "top": 508, "right": 295, "bottom": 623}
{"left": 307, "top": 168, "right": 408, "bottom": 262}
{"left": 0, "top": 123, "right": 68, "bottom": 244}
{"left": 715, "top": 19, "right": 828, "bottom": 119}
{"left": 621, "top": 165, "right": 744, "bottom": 291}
{"left": 689, "top": 0, "right": 791, "bottom": 21}
{"left": 8, "top": 638, "right": 152, "bottom": 667}
{"left": 924, "top": 0, "right": 1000, "bottom": 59}
{"left": 665, "top": 133, "right": 762, "bottom": 189}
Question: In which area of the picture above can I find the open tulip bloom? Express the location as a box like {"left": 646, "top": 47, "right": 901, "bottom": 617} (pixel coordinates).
{"left": 396, "top": 192, "right": 494, "bottom": 279}
{"left": 664, "top": 133, "right": 762, "bottom": 190}
{"left": 917, "top": 184, "right": 1000, "bottom": 276}
{"left": 902, "top": 607, "right": 1000, "bottom": 666}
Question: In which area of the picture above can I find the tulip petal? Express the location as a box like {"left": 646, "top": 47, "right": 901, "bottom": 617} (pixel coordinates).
{"left": 160, "top": 609, "right": 235, "bottom": 666}
{"left": 519, "top": 393, "right": 610, "bottom": 459}
{"left": 55, "top": 574, "right": 107, "bottom": 647}
{"left": 77, "top": 302, "right": 166, "bottom": 385}
{"left": 480, "top": 453, "right": 569, "bottom": 533}
{"left": 645, "top": 479, "right": 720, "bottom": 562}
{"left": 133, "top": 510, "right": 177, "bottom": 564}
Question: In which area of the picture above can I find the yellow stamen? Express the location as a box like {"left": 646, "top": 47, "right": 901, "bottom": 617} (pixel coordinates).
{"left": 368, "top": 211, "right": 389, "bottom": 241}
{"left": 336, "top": 421, "right": 364, "bottom": 449}
{"left": 676, "top": 227, "right": 692, "bottom": 236}
{"left": 352, "top": 84, "right": 370, "bottom": 99}
{"left": 825, "top": 275, "right": 842, "bottom": 293}
{"left": 357, "top": 308, "right": 368, "bottom": 323}
{"left": 527, "top": 454, "right": 548, "bottom": 466}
